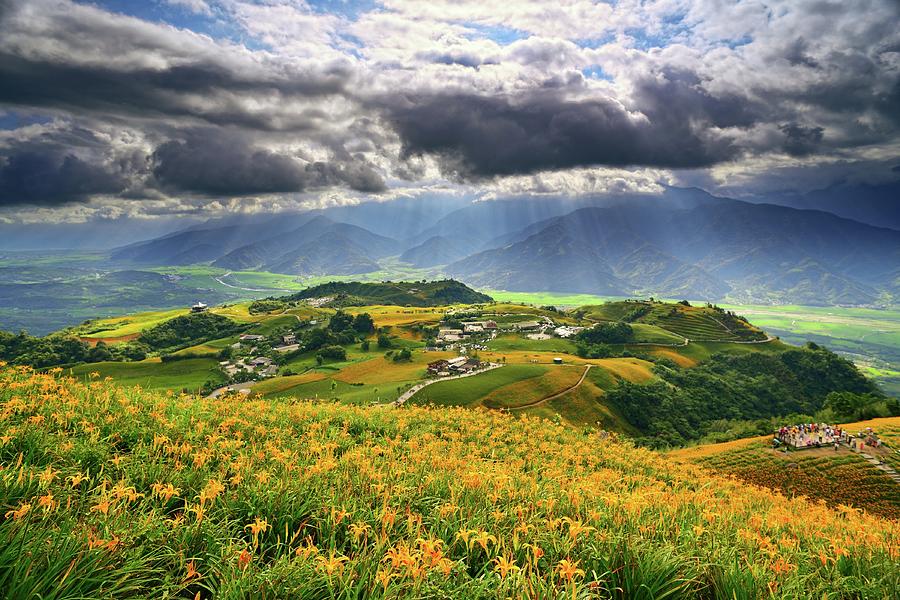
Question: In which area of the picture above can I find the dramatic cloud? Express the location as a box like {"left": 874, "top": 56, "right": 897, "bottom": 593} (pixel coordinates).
{"left": 384, "top": 89, "right": 737, "bottom": 178}
{"left": 151, "top": 129, "right": 385, "bottom": 195}
{"left": 0, "top": 0, "right": 898, "bottom": 220}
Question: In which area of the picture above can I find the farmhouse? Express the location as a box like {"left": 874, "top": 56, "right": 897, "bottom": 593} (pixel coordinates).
{"left": 191, "top": 302, "right": 208, "bottom": 313}
{"left": 249, "top": 357, "right": 273, "bottom": 367}
{"left": 427, "top": 359, "right": 450, "bottom": 375}
{"left": 281, "top": 334, "right": 296, "bottom": 345}
{"left": 515, "top": 321, "right": 542, "bottom": 331}
{"left": 438, "top": 328, "right": 465, "bottom": 342}
{"left": 239, "top": 334, "right": 266, "bottom": 342}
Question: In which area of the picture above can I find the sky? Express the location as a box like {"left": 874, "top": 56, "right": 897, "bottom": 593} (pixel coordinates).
{"left": 0, "top": 0, "right": 898, "bottom": 224}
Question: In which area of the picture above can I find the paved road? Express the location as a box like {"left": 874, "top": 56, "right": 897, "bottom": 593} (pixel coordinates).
{"left": 507, "top": 365, "right": 593, "bottom": 411}
{"left": 394, "top": 363, "right": 504, "bottom": 406}
{"left": 212, "top": 271, "right": 290, "bottom": 293}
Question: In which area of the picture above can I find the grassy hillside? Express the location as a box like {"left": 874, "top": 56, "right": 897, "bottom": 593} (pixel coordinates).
{"left": 668, "top": 417, "right": 900, "bottom": 520}
{"left": 68, "top": 357, "right": 226, "bottom": 393}
{"left": 579, "top": 300, "right": 767, "bottom": 341}
{"left": 286, "top": 280, "right": 492, "bottom": 307}
{"left": 1, "top": 366, "right": 897, "bottom": 598}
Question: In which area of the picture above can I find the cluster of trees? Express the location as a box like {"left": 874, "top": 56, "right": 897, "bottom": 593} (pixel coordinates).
{"left": 0, "top": 331, "right": 149, "bottom": 368}
{"left": 574, "top": 322, "right": 633, "bottom": 357}
{"left": 824, "top": 390, "right": 899, "bottom": 422}
{"left": 141, "top": 313, "right": 245, "bottom": 352}
{"left": 606, "top": 343, "right": 887, "bottom": 448}
{"left": 248, "top": 299, "right": 286, "bottom": 314}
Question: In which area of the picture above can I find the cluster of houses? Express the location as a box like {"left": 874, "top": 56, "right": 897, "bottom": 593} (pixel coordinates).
{"left": 426, "top": 356, "right": 484, "bottom": 377}
{"left": 435, "top": 320, "right": 498, "bottom": 346}
{"left": 219, "top": 355, "right": 276, "bottom": 379}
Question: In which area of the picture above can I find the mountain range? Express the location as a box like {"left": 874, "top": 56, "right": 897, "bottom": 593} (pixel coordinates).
{"left": 106, "top": 187, "right": 900, "bottom": 305}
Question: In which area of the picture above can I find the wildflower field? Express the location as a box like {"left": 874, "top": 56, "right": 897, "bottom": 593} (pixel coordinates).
{"left": 1, "top": 364, "right": 898, "bottom": 599}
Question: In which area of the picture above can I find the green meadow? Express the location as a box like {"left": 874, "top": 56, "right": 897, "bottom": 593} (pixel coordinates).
{"left": 68, "top": 357, "right": 225, "bottom": 392}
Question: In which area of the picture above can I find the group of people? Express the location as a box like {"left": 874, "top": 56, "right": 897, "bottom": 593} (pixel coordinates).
{"left": 774, "top": 423, "right": 883, "bottom": 451}
{"left": 776, "top": 423, "right": 845, "bottom": 449}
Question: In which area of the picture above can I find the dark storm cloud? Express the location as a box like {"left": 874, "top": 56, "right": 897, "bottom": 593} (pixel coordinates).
{"left": 381, "top": 71, "right": 748, "bottom": 178}
{"left": 151, "top": 130, "right": 385, "bottom": 195}
{"left": 780, "top": 123, "right": 825, "bottom": 156}
{"left": 0, "top": 152, "right": 127, "bottom": 206}
{"left": 0, "top": 52, "right": 351, "bottom": 132}
{"left": 0, "top": 0, "right": 353, "bottom": 132}
{"left": 0, "top": 127, "right": 132, "bottom": 206}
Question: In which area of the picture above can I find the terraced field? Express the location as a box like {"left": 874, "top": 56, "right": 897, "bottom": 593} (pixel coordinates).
{"left": 645, "top": 305, "right": 757, "bottom": 341}
{"left": 580, "top": 300, "right": 767, "bottom": 342}
{"left": 670, "top": 417, "right": 900, "bottom": 520}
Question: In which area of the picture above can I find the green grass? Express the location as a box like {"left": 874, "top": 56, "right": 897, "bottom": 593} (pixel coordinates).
{"left": 262, "top": 376, "right": 417, "bottom": 405}
{"left": 486, "top": 334, "right": 578, "bottom": 353}
{"left": 68, "top": 358, "right": 225, "bottom": 392}
{"left": 629, "top": 323, "right": 686, "bottom": 344}
{"left": 410, "top": 364, "right": 548, "bottom": 407}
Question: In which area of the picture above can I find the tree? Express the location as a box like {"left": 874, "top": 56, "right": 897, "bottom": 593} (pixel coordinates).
{"left": 377, "top": 333, "right": 392, "bottom": 349}
{"left": 352, "top": 313, "right": 375, "bottom": 334}
{"left": 328, "top": 311, "right": 354, "bottom": 333}
{"left": 87, "top": 341, "right": 112, "bottom": 362}
{"left": 576, "top": 321, "right": 633, "bottom": 345}
{"left": 360, "top": 340, "right": 370, "bottom": 352}
{"left": 393, "top": 348, "right": 412, "bottom": 362}
{"left": 319, "top": 345, "right": 347, "bottom": 361}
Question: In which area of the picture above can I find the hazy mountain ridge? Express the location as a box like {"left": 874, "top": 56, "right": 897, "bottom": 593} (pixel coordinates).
{"left": 89, "top": 187, "right": 900, "bottom": 305}
{"left": 447, "top": 202, "right": 900, "bottom": 304}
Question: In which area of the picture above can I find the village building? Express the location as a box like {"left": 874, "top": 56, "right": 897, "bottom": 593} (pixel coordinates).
{"left": 281, "top": 334, "right": 296, "bottom": 345}
{"left": 249, "top": 357, "right": 273, "bottom": 368}
{"left": 427, "top": 359, "right": 450, "bottom": 375}
{"left": 239, "top": 334, "right": 266, "bottom": 342}
{"left": 191, "top": 302, "right": 208, "bottom": 313}
{"left": 515, "top": 321, "right": 542, "bottom": 331}
{"left": 554, "top": 326, "right": 585, "bottom": 338}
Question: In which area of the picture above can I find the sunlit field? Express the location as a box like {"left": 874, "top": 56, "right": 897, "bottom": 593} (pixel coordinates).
{"left": 1, "top": 365, "right": 897, "bottom": 599}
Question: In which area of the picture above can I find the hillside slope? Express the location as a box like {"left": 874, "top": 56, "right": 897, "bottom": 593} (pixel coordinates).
{"left": 668, "top": 417, "right": 900, "bottom": 519}
{"left": 1, "top": 366, "right": 897, "bottom": 598}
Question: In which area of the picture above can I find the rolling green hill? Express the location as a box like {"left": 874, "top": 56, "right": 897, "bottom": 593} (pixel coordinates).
{"left": 286, "top": 280, "right": 492, "bottom": 307}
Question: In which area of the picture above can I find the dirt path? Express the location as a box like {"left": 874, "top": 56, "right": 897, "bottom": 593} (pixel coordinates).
{"left": 506, "top": 365, "right": 593, "bottom": 411}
